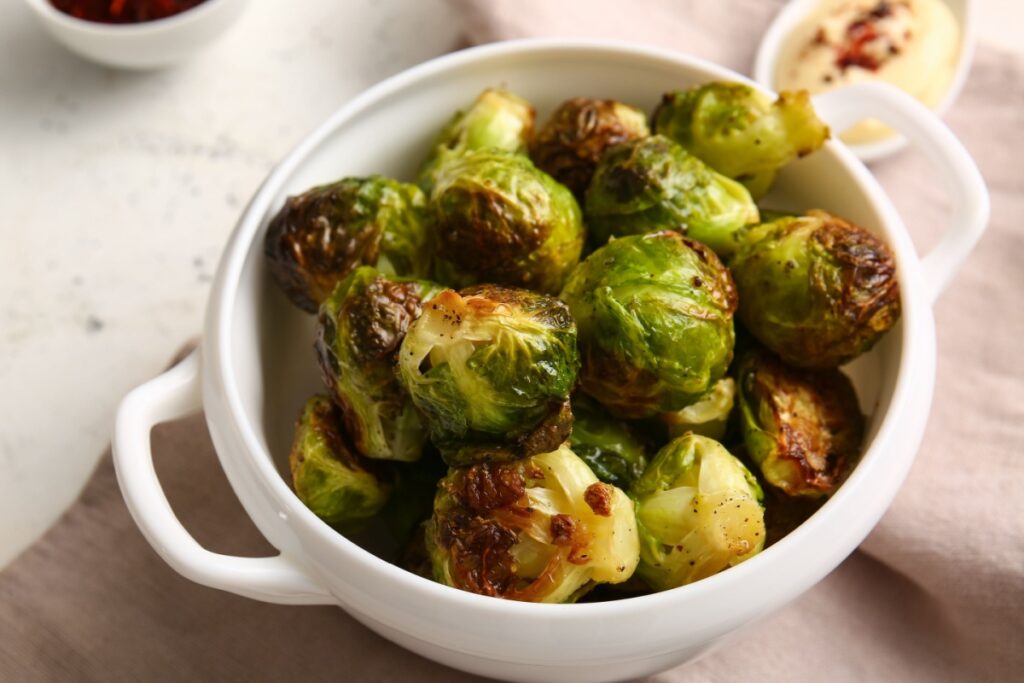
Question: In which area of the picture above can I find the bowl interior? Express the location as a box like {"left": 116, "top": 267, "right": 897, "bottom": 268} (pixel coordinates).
{"left": 230, "top": 47, "right": 902, "bottom": 564}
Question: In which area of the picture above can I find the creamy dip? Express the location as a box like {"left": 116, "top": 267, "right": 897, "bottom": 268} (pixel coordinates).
{"left": 775, "top": 0, "right": 960, "bottom": 145}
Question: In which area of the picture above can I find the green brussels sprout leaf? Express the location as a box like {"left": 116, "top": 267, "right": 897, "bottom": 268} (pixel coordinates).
{"left": 265, "top": 176, "right": 430, "bottom": 312}
{"left": 561, "top": 231, "right": 736, "bottom": 419}
{"left": 417, "top": 88, "right": 535, "bottom": 192}
{"left": 584, "top": 135, "right": 759, "bottom": 258}
{"left": 652, "top": 82, "right": 829, "bottom": 197}
{"left": 398, "top": 285, "right": 579, "bottom": 466}
{"left": 736, "top": 348, "right": 865, "bottom": 497}
{"left": 631, "top": 434, "right": 764, "bottom": 591}
{"left": 288, "top": 395, "right": 392, "bottom": 532}
{"left": 570, "top": 394, "right": 650, "bottom": 490}
{"left": 730, "top": 210, "right": 901, "bottom": 368}
{"left": 661, "top": 377, "right": 736, "bottom": 441}
{"left": 430, "top": 150, "right": 584, "bottom": 294}
{"left": 316, "top": 266, "right": 444, "bottom": 462}
{"left": 530, "top": 97, "right": 650, "bottom": 199}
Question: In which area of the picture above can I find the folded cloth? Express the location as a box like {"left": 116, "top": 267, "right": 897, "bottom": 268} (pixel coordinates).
{"left": 1, "top": 2, "right": 1022, "bottom": 681}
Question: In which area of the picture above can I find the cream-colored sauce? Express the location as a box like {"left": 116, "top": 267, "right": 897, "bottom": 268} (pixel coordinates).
{"left": 776, "top": 0, "right": 960, "bottom": 145}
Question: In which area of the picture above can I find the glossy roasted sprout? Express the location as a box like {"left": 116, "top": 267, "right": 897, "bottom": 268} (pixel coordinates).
{"left": 397, "top": 285, "right": 579, "bottom": 467}
{"left": 265, "top": 176, "right": 429, "bottom": 313}
{"left": 426, "top": 444, "right": 640, "bottom": 602}
{"left": 289, "top": 395, "right": 392, "bottom": 531}
{"left": 530, "top": 97, "right": 650, "bottom": 199}
{"left": 430, "top": 150, "right": 584, "bottom": 294}
{"left": 735, "top": 348, "right": 865, "bottom": 497}
{"left": 631, "top": 434, "right": 765, "bottom": 591}
{"left": 584, "top": 135, "right": 758, "bottom": 258}
{"left": 560, "top": 231, "right": 736, "bottom": 419}
{"left": 661, "top": 378, "right": 736, "bottom": 441}
{"left": 570, "top": 394, "right": 650, "bottom": 490}
{"left": 316, "top": 267, "right": 444, "bottom": 462}
{"left": 730, "top": 210, "right": 901, "bottom": 368}
{"left": 652, "top": 83, "right": 829, "bottom": 198}
{"left": 416, "top": 88, "right": 535, "bottom": 192}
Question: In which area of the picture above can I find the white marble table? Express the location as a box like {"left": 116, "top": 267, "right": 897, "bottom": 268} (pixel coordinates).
{"left": 0, "top": 0, "right": 462, "bottom": 567}
{"left": 0, "top": 0, "right": 1018, "bottom": 568}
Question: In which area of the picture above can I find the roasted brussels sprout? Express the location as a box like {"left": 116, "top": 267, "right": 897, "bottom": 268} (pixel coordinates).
{"left": 570, "top": 394, "right": 650, "bottom": 490}
{"left": 430, "top": 150, "right": 584, "bottom": 294}
{"left": 417, "top": 88, "right": 535, "bottom": 192}
{"left": 397, "top": 285, "right": 579, "bottom": 466}
{"left": 426, "top": 444, "right": 640, "bottom": 602}
{"left": 265, "top": 176, "right": 429, "bottom": 313}
{"left": 660, "top": 378, "right": 736, "bottom": 441}
{"left": 584, "top": 135, "right": 758, "bottom": 258}
{"left": 288, "top": 395, "right": 391, "bottom": 530}
{"left": 736, "top": 348, "right": 865, "bottom": 497}
{"left": 530, "top": 97, "right": 650, "bottom": 199}
{"left": 561, "top": 231, "right": 736, "bottom": 419}
{"left": 739, "top": 170, "right": 778, "bottom": 201}
{"left": 316, "top": 267, "right": 443, "bottom": 462}
{"left": 730, "top": 210, "right": 901, "bottom": 368}
{"left": 652, "top": 83, "right": 829, "bottom": 198}
{"left": 631, "top": 434, "right": 765, "bottom": 591}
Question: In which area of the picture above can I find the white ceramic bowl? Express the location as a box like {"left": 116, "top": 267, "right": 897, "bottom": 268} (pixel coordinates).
{"left": 24, "top": 0, "right": 248, "bottom": 69}
{"left": 754, "top": 0, "right": 976, "bottom": 163}
{"left": 113, "top": 40, "right": 988, "bottom": 682}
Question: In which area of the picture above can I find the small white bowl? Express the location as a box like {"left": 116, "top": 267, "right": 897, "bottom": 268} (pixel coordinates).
{"left": 23, "top": 0, "right": 248, "bottom": 70}
{"left": 113, "top": 40, "right": 988, "bottom": 682}
{"left": 754, "top": 0, "right": 976, "bottom": 162}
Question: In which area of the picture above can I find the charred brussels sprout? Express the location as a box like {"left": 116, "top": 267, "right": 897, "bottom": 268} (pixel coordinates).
{"left": 561, "top": 231, "right": 737, "bottom": 419}
{"left": 652, "top": 83, "right": 829, "bottom": 198}
{"left": 427, "top": 444, "right": 640, "bottom": 602}
{"left": 430, "top": 150, "right": 584, "bottom": 294}
{"left": 316, "top": 267, "right": 444, "bottom": 462}
{"left": 570, "top": 394, "right": 650, "bottom": 490}
{"left": 265, "top": 176, "right": 429, "bottom": 313}
{"left": 730, "top": 210, "right": 901, "bottom": 368}
{"left": 631, "top": 434, "right": 764, "bottom": 591}
{"left": 417, "top": 88, "right": 535, "bottom": 192}
{"left": 288, "top": 395, "right": 391, "bottom": 530}
{"left": 397, "top": 285, "right": 579, "bottom": 466}
{"left": 661, "top": 378, "right": 736, "bottom": 441}
{"left": 530, "top": 97, "right": 650, "bottom": 199}
{"left": 736, "top": 348, "right": 865, "bottom": 498}
{"left": 584, "top": 135, "right": 758, "bottom": 258}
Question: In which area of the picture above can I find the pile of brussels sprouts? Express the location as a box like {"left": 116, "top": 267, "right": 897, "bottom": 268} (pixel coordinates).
{"left": 265, "top": 81, "right": 901, "bottom": 603}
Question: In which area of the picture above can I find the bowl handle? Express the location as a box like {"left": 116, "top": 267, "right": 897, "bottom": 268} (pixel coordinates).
{"left": 812, "top": 83, "right": 990, "bottom": 304}
{"left": 113, "top": 349, "right": 335, "bottom": 605}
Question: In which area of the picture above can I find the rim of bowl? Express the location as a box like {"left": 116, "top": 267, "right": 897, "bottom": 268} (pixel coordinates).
{"left": 207, "top": 38, "right": 934, "bottom": 623}
{"left": 23, "top": 0, "right": 234, "bottom": 34}
{"left": 753, "top": 0, "right": 977, "bottom": 162}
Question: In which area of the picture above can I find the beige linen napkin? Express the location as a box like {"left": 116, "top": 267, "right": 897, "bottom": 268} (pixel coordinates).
{"left": 2, "top": 2, "right": 1022, "bottom": 681}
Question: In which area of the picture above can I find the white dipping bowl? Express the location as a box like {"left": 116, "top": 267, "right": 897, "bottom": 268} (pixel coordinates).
{"left": 23, "top": 0, "right": 248, "bottom": 69}
{"left": 754, "top": 0, "right": 976, "bottom": 163}
{"left": 113, "top": 39, "right": 989, "bottom": 683}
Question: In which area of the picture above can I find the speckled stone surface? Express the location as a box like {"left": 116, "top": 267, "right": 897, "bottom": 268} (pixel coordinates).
{"left": 0, "top": 0, "right": 461, "bottom": 568}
